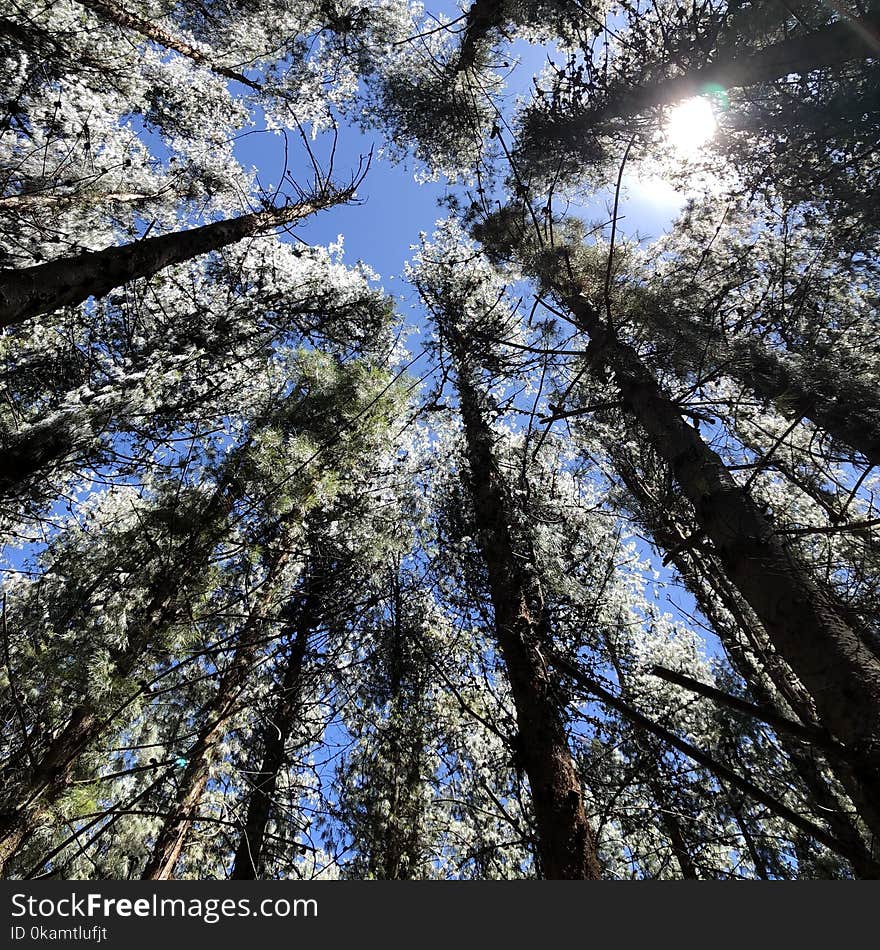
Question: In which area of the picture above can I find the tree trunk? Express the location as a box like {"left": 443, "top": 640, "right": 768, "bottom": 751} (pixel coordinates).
{"left": 0, "top": 475, "right": 239, "bottom": 875}
{"left": 1, "top": 412, "right": 85, "bottom": 499}
{"left": 0, "top": 391, "right": 132, "bottom": 500}
{"left": 141, "top": 549, "right": 293, "bottom": 880}
{"left": 451, "top": 331, "right": 601, "bottom": 879}
{"left": 0, "top": 192, "right": 346, "bottom": 328}
{"left": 727, "top": 794, "right": 771, "bottom": 879}
{"left": 659, "top": 804, "right": 700, "bottom": 879}
{"left": 599, "top": 628, "right": 703, "bottom": 879}
{"left": 616, "top": 458, "right": 879, "bottom": 877}
{"left": 456, "top": 0, "right": 504, "bottom": 74}
{"left": 644, "top": 307, "right": 880, "bottom": 465}
{"left": 229, "top": 574, "right": 323, "bottom": 879}
{"left": 0, "top": 191, "right": 163, "bottom": 211}
{"left": 228, "top": 628, "right": 310, "bottom": 879}
{"left": 75, "top": 0, "right": 262, "bottom": 90}
{"left": 373, "top": 568, "right": 425, "bottom": 879}
{"left": 543, "top": 272, "right": 880, "bottom": 844}
{"left": 594, "top": 12, "right": 880, "bottom": 123}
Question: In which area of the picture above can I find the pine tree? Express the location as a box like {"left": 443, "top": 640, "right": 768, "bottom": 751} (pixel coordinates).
{"left": 4, "top": 0, "right": 880, "bottom": 881}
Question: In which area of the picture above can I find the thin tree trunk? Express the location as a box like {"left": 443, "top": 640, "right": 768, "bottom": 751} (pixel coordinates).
{"left": 730, "top": 341, "right": 880, "bottom": 466}
{"left": 661, "top": 808, "right": 700, "bottom": 879}
{"left": 603, "top": 635, "right": 701, "bottom": 879}
{"left": 450, "top": 330, "right": 601, "bottom": 879}
{"left": 546, "top": 648, "right": 861, "bottom": 863}
{"left": 141, "top": 549, "right": 293, "bottom": 880}
{"left": 0, "top": 393, "right": 131, "bottom": 500}
{"left": 0, "top": 191, "right": 163, "bottom": 211}
{"left": 1, "top": 337, "right": 259, "bottom": 502}
{"left": 1, "top": 412, "right": 86, "bottom": 499}
{"left": 75, "top": 0, "right": 263, "bottom": 90}
{"left": 373, "top": 567, "right": 425, "bottom": 879}
{"left": 0, "top": 191, "right": 348, "bottom": 328}
{"left": 609, "top": 400, "right": 880, "bottom": 876}
{"left": 229, "top": 573, "right": 324, "bottom": 879}
{"left": 645, "top": 308, "right": 880, "bottom": 466}
{"left": 727, "top": 794, "right": 771, "bottom": 879}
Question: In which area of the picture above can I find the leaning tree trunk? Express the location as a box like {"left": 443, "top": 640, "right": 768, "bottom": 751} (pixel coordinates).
{"left": 0, "top": 324, "right": 264, "bottom": 503}
{"left": 75, "top": 0, "right": 262, "bottom": 90}
{"left": 450, "top": 329, "right": 601, "bottom": 880}
{"left": 612, "top": 455, "right": 879, "bottom": 875}
{"left": 585, "top": 11, "right": 880, "bottom": 125}
{"left": 535, "top": 264, "right": 880, "bottom": 848}
{"left": 1, "top": 379, "right": 145, "bottom": 501}
{"left": 641, "top": 306, "right": 880, "bottom": 466}
{"left": 229, "top": 567, "right": 326, "bottom": 879}
{"left": 140, "top": 546, "right": 295, "bottom": 880}
{"left": 0, "top": 190, "right": 349, "bottom": 328}
{"left": 603, "top": 636, "right": 701, "bottom": 879}
{"left": 0, "top": 190, "right": 165, "bottom": 211}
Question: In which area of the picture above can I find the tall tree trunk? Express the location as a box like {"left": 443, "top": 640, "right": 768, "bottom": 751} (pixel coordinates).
{"left": 450, "top": 330, "right": 601, "bottom": 879}
{"left": 0, "top": 395, "right": 128, "bottom": 500}
{"left": 0, "top": 191, "right": 348, "bottom": 328}
{"left": 1, "top": 333, "right": 261, "bottom": 502}
{"left": 657, "top": 798, "right": 700, "bottom": 879}
{"left": 692, "top": 569, "right": 880, "bottom": 875}
{"left": 1, "top": 412, "right": 87, "bottom": 500}
{"left": 141, "top": 548, "right": 293, "bottom": 880}
{"left": 727, "top": 794, "right": 772, "bottom": 879}
{"left": 0, "top": 191, "right": 164, "bottom": 211}
{"left": 537, "top": 265, "right": 880, "bottom": 851}
{"left": 610, "top": 405, "right": 880, "bottom": 877}
{"left": 372, "top": 568, "right": 425, "bottom": 879}
{"left": 644, "top": 308, "right": 880, "bottom": 466}
{"left": 75, "top": 0, "right": 262, "bottom": 90}
{"left": 614, "top": 456, "right": 874, "bottom": 834}
{"left": 456, "top": 0, "right": 504, "bottom": 74}
{"left": 605, "top": 633, "right": 705, "bottom": 879}
{"left": 229, "top": 572, "right": 324, "bottom": 879}
{"left": 0, "top": 818, "right": 28, "bottom": 875}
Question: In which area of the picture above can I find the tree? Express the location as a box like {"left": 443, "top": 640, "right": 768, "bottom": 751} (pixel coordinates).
{"left": 412, "top": 223, "right": 602, "bottom": 878}
{"left": 472, "top": 204, "right": 880, "bottom": 851}
{"left": 0, "top": 183, "right": 360, "bottom": 328}
{"left": 4, "top": 0, "right": 880, "bottom": 882}
{"left": 0, "top": 235, "right": 392, "bottom": 523}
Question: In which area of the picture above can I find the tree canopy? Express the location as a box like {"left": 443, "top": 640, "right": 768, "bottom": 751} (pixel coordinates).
{"left": 1, "top": 0, "right": 879, "bottom": 879}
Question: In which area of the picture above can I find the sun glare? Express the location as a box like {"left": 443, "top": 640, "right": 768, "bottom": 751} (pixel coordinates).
{"left": 665, "top": 96, "right": 717, "bottom": 156}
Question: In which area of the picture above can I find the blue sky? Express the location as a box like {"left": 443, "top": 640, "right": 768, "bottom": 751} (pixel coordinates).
{"left": 226, "top": 38, "right": 713, "bottom": 665}
{"left": 230, "top": 24, "right": 691, "bottom": 295}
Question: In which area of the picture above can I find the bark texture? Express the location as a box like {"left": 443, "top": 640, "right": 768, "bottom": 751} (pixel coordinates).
{"left": 0, "top": 193, "right": 346, "bottom": 328}
{"left": 536, "top": 265, "right": 880, "bottom": 847}
{"left": 451, "top": 329, "right": 601, "bottom": 879}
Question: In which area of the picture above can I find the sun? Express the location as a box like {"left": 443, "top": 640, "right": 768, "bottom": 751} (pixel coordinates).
{"left": 665, "top": 96, "right": 717, "bottom": 156}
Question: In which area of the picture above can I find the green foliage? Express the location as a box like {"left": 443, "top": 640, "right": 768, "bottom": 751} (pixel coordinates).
{"left": 1, "top": 0, "right": 877, "bottom": 882}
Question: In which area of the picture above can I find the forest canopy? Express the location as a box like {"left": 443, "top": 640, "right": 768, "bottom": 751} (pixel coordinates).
{"left": 1, "top": 0, "right": 879, "bottom": 880}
